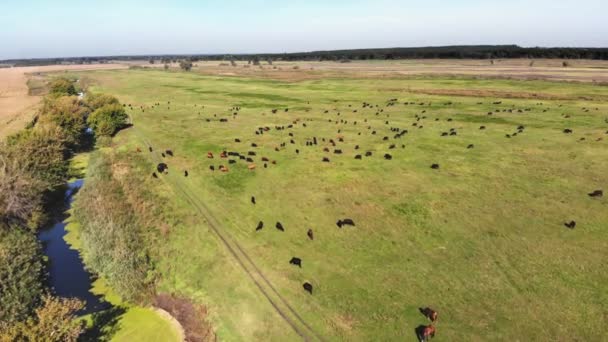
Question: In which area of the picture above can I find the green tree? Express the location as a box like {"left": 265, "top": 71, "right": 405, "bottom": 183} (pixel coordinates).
{"left": 39, "top": 96, "right": 87, "bottom": 147}
{"left": 0, "top": 295, "right": 84, "bottom": 342}
{"left": 179, "top": 60, "right": 193, "bottom": 71}
{"left": 85, "top": 93, "right": 119, "bottom": 111}
{"left": 87, "top": 103, "right": 128, "bottom": 137}
{"left": 48, "top": 78, "right": 77, "bottom": 96}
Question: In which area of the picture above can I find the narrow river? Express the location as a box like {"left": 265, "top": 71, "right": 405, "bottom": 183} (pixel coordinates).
{"left": 37, "top": 179, "right": 110, "bottom": 314}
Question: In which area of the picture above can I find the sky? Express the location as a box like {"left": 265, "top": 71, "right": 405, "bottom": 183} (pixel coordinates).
{"left": 0, "top": 0, "right": 607, "bottom": 60}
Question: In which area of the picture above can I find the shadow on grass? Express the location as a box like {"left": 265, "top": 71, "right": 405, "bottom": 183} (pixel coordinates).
{"left": 80, "top": 306, "right": 127, "bottom": 342}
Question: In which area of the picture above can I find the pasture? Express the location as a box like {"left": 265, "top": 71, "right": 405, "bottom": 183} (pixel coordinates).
{"left": 71, "top": 64, "right": 607, "bottom": 341}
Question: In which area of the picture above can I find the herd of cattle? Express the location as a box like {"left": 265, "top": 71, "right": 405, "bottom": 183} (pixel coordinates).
{"left": 136, "top": 96, "right": 604, "bottom": 340}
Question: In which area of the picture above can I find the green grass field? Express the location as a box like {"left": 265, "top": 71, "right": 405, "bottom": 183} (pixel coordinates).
{"left": 69, "top": 67, "right": 607, "bottom": 341}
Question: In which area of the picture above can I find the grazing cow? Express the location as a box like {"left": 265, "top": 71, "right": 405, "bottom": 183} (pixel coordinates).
{"left": 354, "top": 145, "right": 359, "bottom": 150}
{"left": 337, "top": 219, "right": 355, "bottom": 228}
{"left": 322, "top": 157, "right": 330, "bottom": 162}
{"left": 563, "top": 129, "right": 573, "bottom": 134}
{"left": 229, "top": 159, "right": 236, "bottom": 164}
{"left": 157, "top": 163, "right": 168, "bottom": 173}
{"left": 417, "top": 325, "right": 436, "bottom": 342}
{"left": 441, "top": 132, "right": 448, "bottom": 137}
{"left": 588, "top": 190, "right": 603, "bottom": 198}
{"left": 235, "top": 138, "right": 241, "bottom": 142}
{"left": 209, "top": 165, "right": 215, "bottom": 171}
{"left": 384, "top": 153, "right": 392, "bottom": 160}
{"left": 296, "top": 149, "right": 299, "bottom": 154}
{"left": 220, "top": 151, "right": 228, "bottom": 158}
{"left": 152, "top": 172, "right": 158, "bottom": 178}
{"left": 207, "top": 152, "right": 214, "bottom": 158}
{"left": 184, "top": 170, "right": 188, "bottom": 177}
{"left": 303, "top": 282, "right": 313, "bottom": 295}
{"left": 419, "top": 307, "right": 438, "bottom": 322}
{"left": 251, "top": 196, "right": 256, "bottom": 204}
{"left": 256, "top": 221, "right": 264, "bottom": 231}
{"left": 248, "top": 164, "right": 256, "bottom": 170}
{"left": 365, "top": 151, "right": 372, "bottom": 157}
{"left": 355, "top": 155, "right": 362, "bottom": 160}
{"left": 431, "top": 164, "right": 440, "bottom": 170}
{"left": 467, "top": 144, "right": 474, "bottom": 149}
{"left": 251, "top": 143, "right": 258, "bottom": 147}
{"left": 166, "top": 150, "right": 173, "bottom": 157}
{"left": 276, "top": 222, "right": 284, "bottom": 231}
{"left": 161, "top": 153, "right": 166, "bottom": 158}
{"left": 334, "top": 149, "right": 342, "bottom": 154}
{"left": 389, "top": 144, "right": 396, "bottom": 149}
{"left": 219, "top": 165, "right": 229, "bottom": 172}
{"left": 307, "top": 229, "right": 314, "bottom": 240}
{"left": 149, "top": 146, "right": 153, "bottom": 152}
{"left": 564, "top": 221, "right": 576, "bottom": 229}
{"left": 246, "top": 157, "right": 254, "bottom": 163}
{"left": 289, "top": 257, "right": 302, "bottom": 268}
{"left": 479, "top": 126, "right": 486, "bottom": 130}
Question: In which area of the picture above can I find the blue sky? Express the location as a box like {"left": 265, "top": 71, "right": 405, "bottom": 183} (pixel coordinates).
{"left": 0, "top": 0, "right": 606, "bottom": 59}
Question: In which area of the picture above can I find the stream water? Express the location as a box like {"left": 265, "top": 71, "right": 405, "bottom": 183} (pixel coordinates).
{"left": 37, "top": 179, "right": 110, "bottom": 314}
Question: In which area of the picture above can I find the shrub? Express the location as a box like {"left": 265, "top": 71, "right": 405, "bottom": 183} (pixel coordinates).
{"left": 48, "top": 78, "right": 77, "bottom": 96}
{"left": 0, "top": 228, "right": 45, "bottom": 324}
{"left": 85, "top": 93, "right": 119, "bottom": 111}
{"left": 39, "top": 96, "right": 87, "bottom": 147}
{"left": 0, "top": 295, "right": 84, "bottom": 342}
{"left": 87, "top": 103, "right": 128, "bottom": 137}
{"left": 179, "top": 60, "right": 193, "bottom": 71}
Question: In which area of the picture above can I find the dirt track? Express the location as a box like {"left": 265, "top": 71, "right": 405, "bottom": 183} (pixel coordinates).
{"left": 0, "top": 64, "right": 127, "bottom": 138}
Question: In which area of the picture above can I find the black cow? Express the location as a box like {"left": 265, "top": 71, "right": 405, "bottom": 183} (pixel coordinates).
{"left": 157, "top": 163, "right": 168, "bottom": 173}
{"left": 161, "top": 152, "right": 166, "bottom": 157}
{"left": 256, "top": 221, "right": 264, "bottom": 231}
{"left": 588, "top": 190, "right": 603, "bottom": 198}
{"left": 365, "top": 151, "right": 372, "bottom": 157}
{"left": 289, "top": 257, "right": 302, "bottom": 268}
{"left": 166, "top": 150, "right": 173, "bottom": 157}
{"left": 184, "top": 170, "right": 188, "bottom": 177}
{"left": 303, "top": 282, "right": 313, "bottom": 294}
{"left": 251, "top": 196, "right": 256, "bottom": 204}
{"left": 334, "top": 149, "right": 342, "bottom": 154}
{"left": 337, "top": 219, "right": 355, "bottom": 228}
{"left": 322, "top": 157, "right": 330, "bottom": 162}
{"left": 467, "top": 144, "right": 474, "bottom": 149}
{"left": 229, "top": 159, "right": 236, "bottom": 164}
{"left": 564, "top": 221, "right": 576, "bottom": 229}
{"left": 209, "top": 165, "right": 215, "bottom": 171}
{"left": 152, "top": 172, "right": 158, "bottom": 178}
{"left": 563, "top": 129, "right": 573, "bottom": 134}
{"left": 384, "top": 154, "right": 392, "bottom": 160}
{"left": 235, "top": 138, "right": 241, "bottom": 142}
{"left": 307, "top": 229, "right": 314, "bottom": 240}
{"left": 355, "top": 155, "right": 362, "bottom": 160}
{"left": 148, "top": 146, "right": 153, "bottom": 152}
{"left": 431, "top": 164, "right": 440, "bottom": 169}
{"left": 479, "top": 126, "right": 486, "bottom": 130}
{"left": 276, "top": 222, "right": 284, "bottom": 231}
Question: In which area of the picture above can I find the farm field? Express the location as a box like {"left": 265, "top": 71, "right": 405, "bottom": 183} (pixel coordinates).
{"left": 67, "top": 64, "right": 607, "bottom": 341}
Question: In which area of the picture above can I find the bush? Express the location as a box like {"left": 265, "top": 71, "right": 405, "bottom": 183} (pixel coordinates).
{"left": 0, "top": 228, "right": 45, "bottom": 324}
{"left": 87, "top": 103, "right": 128, "bottom": 137}
{"left": 39, "top": 96, "right": 87, "bottom": 147}
{"left": 48, "top": 78, "right": 77, "bottom": 96}
{"left": 179, "top": 60, "right": 193, "bottom": 71}
{"left": 85, "top": 93, "right": 119, "bottom": 111}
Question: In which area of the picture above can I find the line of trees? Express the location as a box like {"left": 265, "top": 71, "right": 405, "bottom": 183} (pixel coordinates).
{"left": 4, "top": 45, "right": 608, "bottom": 66}
{"left": 0, "top": 77, "right": 129, "bottom": 341}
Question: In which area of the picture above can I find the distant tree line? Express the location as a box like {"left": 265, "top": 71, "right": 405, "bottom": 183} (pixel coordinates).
{"left": 4, "top": 45, "right": 608, "bottom": 66}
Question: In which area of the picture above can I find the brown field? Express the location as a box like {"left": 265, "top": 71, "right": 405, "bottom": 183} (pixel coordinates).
{"left": 0, "top": 64, "right": 128, "bottom": 139}
{"left": 188, "top": 59, "right": 608, "bottom": 83}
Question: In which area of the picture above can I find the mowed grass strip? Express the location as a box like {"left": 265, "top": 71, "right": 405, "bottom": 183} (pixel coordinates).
{"left": 73, "top": 68, "right": 608, "bottom": 341}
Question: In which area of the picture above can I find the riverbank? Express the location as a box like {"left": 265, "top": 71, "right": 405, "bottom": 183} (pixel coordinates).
{"left": 64, "top": 153, "right": 184, "bottom": 341}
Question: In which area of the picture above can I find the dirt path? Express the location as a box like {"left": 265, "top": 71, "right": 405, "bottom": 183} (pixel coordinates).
{"left": 0, "top": 64, "right": 128, "bottom": 139}
{"left": 153, "top": 307, "right": 186, "bottom": 342}
{"left": 132, "top": 128, "right": 323, "bottom": 341}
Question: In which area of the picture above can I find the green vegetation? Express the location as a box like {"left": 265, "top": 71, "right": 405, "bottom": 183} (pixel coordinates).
{"left": 76, "top": 68, "right": 607, "bottom": 341}
{"left": 87, "top": 103, "right": 128, "bottom": 136}
{"left": 73, "top": 152, "right": 155, "bottom": 303}
{"left": 0, "top": 229, "right": 45, "bottom": 324}
{"left": 0, "top": 76, "right": 138, "bottom": 341}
